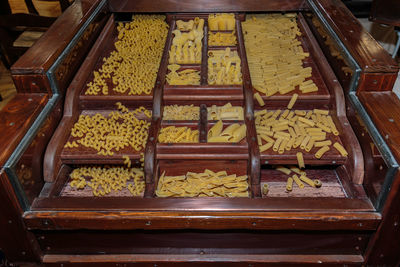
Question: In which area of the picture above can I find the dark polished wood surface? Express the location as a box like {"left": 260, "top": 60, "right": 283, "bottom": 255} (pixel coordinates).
{"left": 0, "top": 0, "right": 400, "bottom": 265}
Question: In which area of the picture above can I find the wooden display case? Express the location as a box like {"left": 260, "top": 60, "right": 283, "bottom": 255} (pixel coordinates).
{"left": 1, "top": 0, "right": 400, "bottom": 265}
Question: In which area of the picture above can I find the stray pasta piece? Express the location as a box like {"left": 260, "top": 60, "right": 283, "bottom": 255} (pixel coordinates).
{"left": 242, "top": 14, "right": 318, "bottom": 97}
{"left": 156, "top": 169, "right": 249, "bottom": 197}
{"left": 333, "top": 142, "right": 348, "bottom": 157}
{"left": 274, "top": 166, "right": 323, "bottom": 193}
{"left": 163, "top": 105, "right": 199, "bottom": 120}
{"left": 254, "top": 92, "right": 265, "bottom": 107}
{"left": 296, "top": 152, "right": 305, "bottom": 169}
{"left": 287, "top": 93, "right": 298, "bottom": 109}
{"left": 85, "top": 15, "right": 168, "bottom": 96}
{"left": 69, "top": 166, "right": 145, "bottom": 196}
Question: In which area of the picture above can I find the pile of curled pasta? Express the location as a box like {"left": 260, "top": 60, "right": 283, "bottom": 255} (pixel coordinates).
{"left": 85, "top": 15, "right": 169, "bottom": 95}
{"left": 208, "top": 120, "right": 246, "bottom": 143}
{"left": 242, "top": 14, "right": 318, "bottom": 96}
{"left": 64, "top": 103, "right": 151, "bottom": 156}
{"left": 69, "top": 166, "right": 145, "bottom": 197}
{"left": 166, "top": 64, "right": 200, "bottom": 85}
{"left": 208, "top": 48, "right": 242, "bottom": 85}
{"left": 156, "top": 169, "right": 249, "bottom": 197}
{"left": 169, "top": 17, "right": 204, "bottom": 64}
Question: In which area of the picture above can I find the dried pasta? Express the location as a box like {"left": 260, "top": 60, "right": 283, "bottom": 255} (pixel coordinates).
{"left": 208, "top": 48, "right": 242, "bottom": 85}
{"left": 208, "top": 121, "right": 246, "bottom": 143}
{"left": 209, "top": 31, "right": 237, "bottom": 46}
{"left": 163, "top": 105, "right": 199, "bottom": 120}
{"left": 255, "top": 106, "right": 347, "bottom": 160}
{"left": 156, "top": 169, "right": 249, "bottom": 197}
{"left": 242, "top": 14, "right": 318, "bottom": 97}
{"left": 275, "top": 165, "right": 323, "bottom": 193}
{"left": 166, "top": 64, "right": 200, "bottom": 85}
{"left": 85, "top": 15, "right": 168, "bottom": 96}
{"left": 65, "top": 103, "right": 151, "bottom": 155}
{"left": 158, "top": 126, "right": 199, "bottom": 143}
{"left": 208, "top": 13, "right": 235, "bottom": 31}
{"left": 169, "top": 17, "right": 204, "bottom": 64}
{"left": 207, "top": 103, "right": 244, "bottom": 120}
{"left": 69, "top": 166, "right": 145, "bottom": 196}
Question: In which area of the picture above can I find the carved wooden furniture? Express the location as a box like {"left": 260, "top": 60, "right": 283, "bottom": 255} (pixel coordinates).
{"left": 1, "top": 0, "right": 400, "bottom": 265}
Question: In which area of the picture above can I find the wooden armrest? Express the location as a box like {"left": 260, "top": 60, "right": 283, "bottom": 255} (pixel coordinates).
{"left": 0, "top": 94, "right": 48, "bottom": 166}
{"left": 312, "top": 0, "right": 398, "bottom": 73}
{"left": 358, "top": 91, "right": 400, "bottom": 160}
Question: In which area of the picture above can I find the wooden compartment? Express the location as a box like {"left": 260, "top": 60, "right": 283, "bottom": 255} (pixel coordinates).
{"left": 163, "top": 14, "right": 245, "bottom": 102}
{"left": 244, "top": 13, "right": 331, "bottom": 108}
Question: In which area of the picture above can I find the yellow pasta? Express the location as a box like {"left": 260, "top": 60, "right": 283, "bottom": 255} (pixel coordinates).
{"left": 163, "top": 105, "right": 199, "bottom": 120}
{"left": 315, "top": 145, "right": 330, "bottom": 159}
{"left": 296, "top": 152, "right": 305, "bottom": 168}
{"left": 208, "top": 122, "right": 246, "bottom": 143}
{"left": 69, "top": 166, "right": 145, "bottom": 196}
{"left": 242, "top": 14, "right": 318, "bottom": 97}
{"left": 166, "top": 65, "right": 200, "bottom": 85}
{"left": 158, "top": 126, "right": 199, "bottom": 143}
{"left": 85, "top": 15, "right": 168, "bottom": 96}
{"left": 208, "top": 120, "right": 223, "bottom": 138}
{"left": 66, "top": 103, "right": 150, "bottom": 155}
{"left": 287, "top": 93, "right": 298, "bottom": 109}
{"left": 156, "top": 169, "right": 249, "bottom": 197}
{"left": 333, "top": 142, "right": 348, "bottom": 157}
{"left": 292, "top": 174, "right": 304, "bottom": 188}
{"left": 262, "top": 183, "right": 269, "bottom": 195}
{"left": 254, "top": 92, "right": 265, "bottom": 107}
{"left": 276, "top": 166, "right": 291, "bottom": 175}
{"left": 208, "top": 48, "right": 242, "bottom": 85}
{"left": 299, "top": 174, "right": 315, "bottom": 187}
{"left": 208, "top": 13, "right": 235, "bottom": 31}
{"left": 286, "top": 177, "right": 294, "bottom": 192}
{"left": 207, "top": 103, "right": 244, "bottom": 120}
{"left": 209, "top": 31, "right": 237, "bottom": 46}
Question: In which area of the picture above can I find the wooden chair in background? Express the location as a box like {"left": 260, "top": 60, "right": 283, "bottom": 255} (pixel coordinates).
{"left": 0, "top": 0, "right": 72, "bottom": 68}
{"left": 370, "top": 0, "right": 400, "bottom": 58}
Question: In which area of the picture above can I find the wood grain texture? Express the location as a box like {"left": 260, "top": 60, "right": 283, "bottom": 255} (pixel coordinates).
{"left": 42, "top": 254, "right": 364, "bottom": 265}
{"left": 109, "top": 0, "right": 305, "bottom": 13}
{"left": 0, "top": 94, "right": 48, "bottom": 166}
{"left": 358, "top": 91, "right": 400, "bottom": 160}
{"left": 365, "top": 169, "right": 400, "bottom": 265}
{"left": 0, "top": 170, "right": 41, "bottom": 262}
{"left": 311, "top": 0, "right": 398, "bottom": 73}
{"left": 24, "top": 208, "right": 379, "bottom": 230}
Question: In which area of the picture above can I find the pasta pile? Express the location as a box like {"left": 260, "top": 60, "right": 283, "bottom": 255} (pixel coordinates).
{"left": 242, "top": 14, "right": 318, "bottom": 96}
{"left": 69, "top": 166, "right": 145, "bottom": 196}
{"left": 166, "top": 64, "right": 200, "bottom": 85}
{"left": 207, "top": 103, "right": 244, "bottom": 120}
{"left": 208, "top": 13, "right": 236, "bottom": 31}
{"left": 209, "top": 31, "right": 237, "bottom": 46}
{"left": 169, "top": 17, "right": 204, "bottom": 64}
{"left": 64, "top": 103, "right": 151, "bottom": 155}
{"left": 158, "top": 126, "right": 199, "bottom": 143}
{"left": 255, "top": 107, "right": 348, "bottom": 159}
{"left": 208, "top": 120, "right": 246, "bottom": 143}
{"left": 156, "top": 169, "right": 249, "bottom": 197}
{"left": 163, "top": 105, "right": 199, "bottom": 120}
{"left": 208, "top": 48, "right": 242, "bottom": 85}
{"left": 275, "top": 166, "right": 322, "bottom": 192}
{"left": 85, "top": 15, "right": 168, "bottom": 95}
